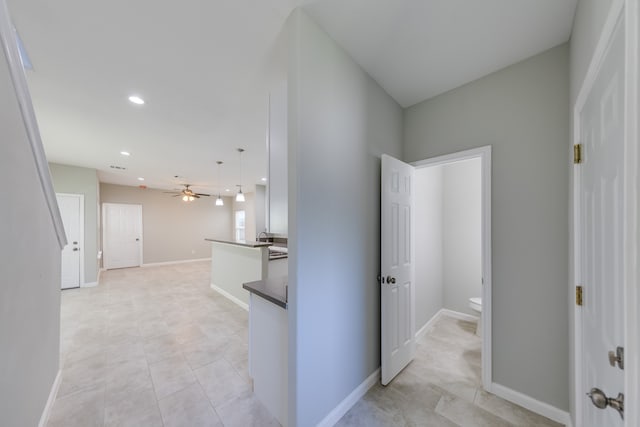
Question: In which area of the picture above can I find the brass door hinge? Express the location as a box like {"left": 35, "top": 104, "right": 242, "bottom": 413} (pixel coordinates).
{"left": 576, "top": 285, "right": 583, "bottom": 306}
{"left": 574, "top": 144, "right": 583, "bottom": 164}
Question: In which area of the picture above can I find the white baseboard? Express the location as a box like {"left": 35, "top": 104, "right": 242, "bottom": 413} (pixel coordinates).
{"left": 38, "top": 369, "right": 61, "bottom": 427}
{"left": 81, "top": 281, "right": 98, "bottom": 288}
{"left": 142, "top": 257, "right": 211, "bottom": 268}
{"left": 489, "top": 382, "right": 571, "bottom": 426}
{"left": 210, "top": 283, "right": 249, "bottom": 311}
{"left": 316, "top": 368, "right": 380, "bottom": 427}
{"left": 439, "top": 308, "right": 479, "bottom": 323}
{"left": 415, "top": 308, "right": 445, "bottom": 339}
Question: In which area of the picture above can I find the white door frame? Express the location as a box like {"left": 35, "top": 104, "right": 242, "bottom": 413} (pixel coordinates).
{"left": 56, "top": 192, "right": 85, "bottom": 287}
{"left": 102, "top": 202, "right": 143, "bottom": 269}
{"left": 572, "top": 1, "right": 639, "bottom": 425}
{"left": 412, "top": 145, "right": 492, "bottom": 391}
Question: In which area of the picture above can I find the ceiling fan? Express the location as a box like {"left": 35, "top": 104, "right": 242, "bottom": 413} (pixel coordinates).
{"left": 164, "top": 184, "right": 210, "bottom": 202}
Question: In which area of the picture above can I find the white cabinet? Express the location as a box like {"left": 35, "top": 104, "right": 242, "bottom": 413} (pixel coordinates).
{"left": 268, "top": 81, "right": 287, "bottom": 234}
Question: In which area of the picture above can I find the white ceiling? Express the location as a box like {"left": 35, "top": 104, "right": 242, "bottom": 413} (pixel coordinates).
{"left": 8, "top": 0, "right": 577, "bottom": 194}
{"left": 304, "top": 0, "right": 578, "bottom": 107}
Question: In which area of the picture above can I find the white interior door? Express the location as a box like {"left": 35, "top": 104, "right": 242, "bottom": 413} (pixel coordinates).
{"left": 103, "top": 203, "right": 142, "bottom": 269}
{"left": 381, "top": 154, "right": 415, "bottom": 385}
{"left": 578, "top": 13, "right": 625, "bottom": 427}
{"left": 57, "top": 193, "right": 83, "bottom": 289}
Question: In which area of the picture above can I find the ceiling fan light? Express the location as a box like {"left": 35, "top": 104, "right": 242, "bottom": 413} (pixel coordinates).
{"left": 216, "top": 196, "right": 224, "bottom": 206}
{"left": 188, "top": 196, "right": 195, "bottom": 201}
{"left": 182, "top": 195, "right": 189, "bottom": 202}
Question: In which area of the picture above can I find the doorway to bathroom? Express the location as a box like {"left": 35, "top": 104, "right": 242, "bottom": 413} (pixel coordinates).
{"left": 412, "top": 146, "right": 492, "bottom": 389}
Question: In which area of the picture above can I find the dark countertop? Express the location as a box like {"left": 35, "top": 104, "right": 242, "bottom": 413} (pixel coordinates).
{"left": 243, "top": 277, "right": 288, "bottom": 309}
{"left": 205, "top": 238, "right": 271, "bottom": 248}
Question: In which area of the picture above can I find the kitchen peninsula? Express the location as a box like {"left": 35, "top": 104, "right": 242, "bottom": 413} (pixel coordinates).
{"left": 206, "top": 239, "right": 271, "bottom": 308}
{"left": 243, "top": 277, "right": 288, "bottom": 426}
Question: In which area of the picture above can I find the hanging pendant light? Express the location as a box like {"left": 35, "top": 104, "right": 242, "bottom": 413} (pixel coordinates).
{"left": 236, "top": 148, "right": 245, "bottom": 202}
{"left": 215, "top": 161, "right": 224, "bottom": 206}
{"left": 236, "top": 185, "right": 245, "bottom": 202}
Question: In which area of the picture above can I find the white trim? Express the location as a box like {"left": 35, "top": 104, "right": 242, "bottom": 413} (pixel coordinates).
{"left": 210, "top": 283, "right": 249, "bottom": 311}
{"left": 415, "top": 308, "right": 444, "bottom": 339}
{"left": 489, "top": 382, "right": 571, "bottom": 427}
{"left": 141, "top": 258, "right": 211, "bottom": 267}
{"left": 38, "top": 369, "right": 61, "bottom": 427}
{"left": 411, "top": 145, "right": 492, "bottom": 391}
{"left": 0, "top": 0, "right": 66, "bottom": 250}
{"left": 415, "top": 308, "right": 479, "bottom": 340}
{"left": 316, "top": 368, "right": 380, "bottom": 427}
{"left": 439, "top": 308, "right": 479, "bottom": 323}
{"left": 81, "top": 281, "right": 97, "bottom": 288}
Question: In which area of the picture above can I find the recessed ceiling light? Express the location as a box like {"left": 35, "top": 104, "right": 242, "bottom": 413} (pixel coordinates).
{"left": 225, "top": 188, "right": 230, "bottom": 192}
{"left": 137, "top": 177, "right": 144, "bottom": 181}
{"left": 120, "top": 151, "right": 130, "bottom": 156}
{"left": 128, "top": 95, "right": 145, "bottom": 105}
{"left": 261, "top": 177, "right": 267, "bottom": 182}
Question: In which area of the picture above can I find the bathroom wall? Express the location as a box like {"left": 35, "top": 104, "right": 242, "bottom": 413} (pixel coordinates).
{"left": 442, "top": 158, "right": 482, "bottom": 315}
{"left": 414, "top": 158, "right": 482, "bottom": 332}
{"left": 414, "top": 165, "right": 444, "bottom": 330}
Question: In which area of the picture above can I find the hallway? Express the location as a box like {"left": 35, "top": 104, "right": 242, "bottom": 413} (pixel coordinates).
{"left": 49, "top": 261, "right": 277, "bottom": 427}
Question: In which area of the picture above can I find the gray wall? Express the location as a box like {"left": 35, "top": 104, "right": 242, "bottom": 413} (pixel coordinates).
{"left": 287, "top": 10, "right": 403, "bottom": 426}
{"left": 442, "top": 158, "right": 482, "bottom": 315}
{"left": 1, "top": 46, "right": 61, "bottom": 427}
{"left": 49, "top": 163, "right": 99, "bottom": 283}
{"left": 568, "top": 0, "right": 615, "bottom": 420}
{"left": 414, "top": 165, "right": 444, "bottom": 328}
{"left": 404, "top": 44, "right": 570, "bottom": 410}
{"left": 100, "top": 184, "right": 232, "bottom": 264}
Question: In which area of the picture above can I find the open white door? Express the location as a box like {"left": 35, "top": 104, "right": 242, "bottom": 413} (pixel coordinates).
{"left": 576, "top": 10, "right": 625, "bottom": 427}
{"left": 381, "top": 154, "right": 415, "bottom": 385}
{"left": 103, "top": 203, "right": 142, "bottom": 269}
{"left": 57, "top": 193, "right": 83, "bottom": 289}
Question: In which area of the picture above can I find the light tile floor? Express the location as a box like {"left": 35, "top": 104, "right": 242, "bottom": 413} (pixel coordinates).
{"left": 51, "top": 262, "right": 562, "bottom": 427}
{"left": 336, "top": 315, "right": 564, "bottom": 427}
{"left": 49, "top": 261, "right": 278, "bottom": 427}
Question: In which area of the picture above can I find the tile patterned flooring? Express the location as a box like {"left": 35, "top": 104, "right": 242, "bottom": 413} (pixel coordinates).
{"left": 336, "top": 315, "right": 563, "bottom": 427}
{"left": 51, "top": 261, "right": 562, "bottom": 427}
{"left": 50, "top": 261, "right": 277, "bottom": 427}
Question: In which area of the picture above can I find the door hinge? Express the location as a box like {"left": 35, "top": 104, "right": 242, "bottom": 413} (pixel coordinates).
{"left": 576, "top": 285, "right": 583, "bottom": 306}
{"left": 573, "top": 144, "right": 583, "bottom": 164}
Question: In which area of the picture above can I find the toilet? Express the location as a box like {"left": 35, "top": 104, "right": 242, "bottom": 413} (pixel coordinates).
{"left": 468, "top": 297, "right": 482, "bottom": 336}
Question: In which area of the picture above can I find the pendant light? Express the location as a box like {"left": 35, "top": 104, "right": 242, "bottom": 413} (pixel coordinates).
{"left": 215, "top": 161, "right": 224, "bottom": 206}
{"left": 236, "top": 148, "right": 245, "bottom": 202}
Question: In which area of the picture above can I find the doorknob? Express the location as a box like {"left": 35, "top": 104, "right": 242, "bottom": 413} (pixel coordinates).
{"left": 386, "top": 276, "right": 396, "bottom": 284}
{"left": 135, "top": 238, "right": 140, "bottom": 241}
{"left": 587, "top": 388, "right": 624, "bottom": 419}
